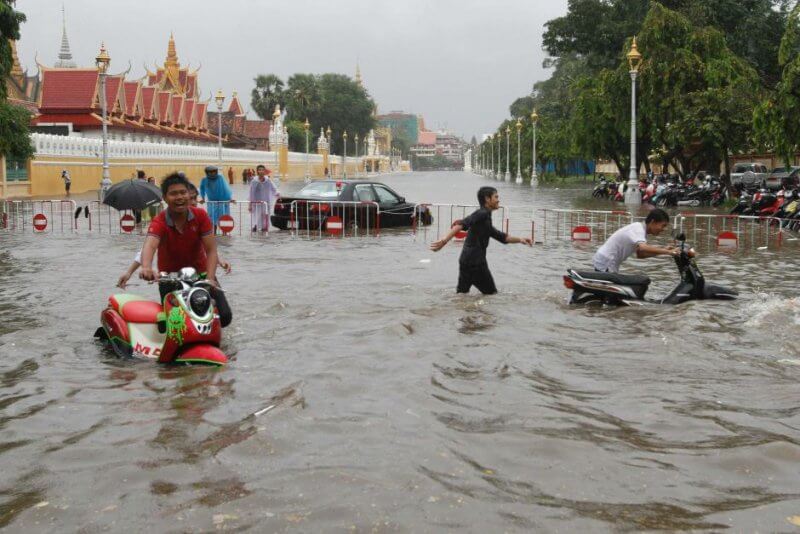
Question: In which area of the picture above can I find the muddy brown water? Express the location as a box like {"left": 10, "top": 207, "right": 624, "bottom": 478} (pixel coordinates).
{"left": 1, "top": 171, "right": 799, "bottom": 532}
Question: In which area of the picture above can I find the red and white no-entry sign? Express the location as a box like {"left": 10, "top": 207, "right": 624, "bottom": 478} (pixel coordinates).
{"left": 119, "top": 214, "right": 136, "bottom": 233}
{"left": 572, "top": 225, "right": 592, "bottom": 241}
{"left": 717, "top": 231, "right": 738, "bottom": 249}
{"left": 33, "top": 213, "right": 48, "bottom": 232}
{"left": 218, "top": 214, "right": 235, "bottom": 235}
{"left": 326, "top": 216, "right": 343, "bottom": 235}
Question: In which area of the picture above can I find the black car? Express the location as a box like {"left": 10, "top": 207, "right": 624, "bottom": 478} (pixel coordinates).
{"left": 271, "top": 180, "right": 433, "bottom": 232}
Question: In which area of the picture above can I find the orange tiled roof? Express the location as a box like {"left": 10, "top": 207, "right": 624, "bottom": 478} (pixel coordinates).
{"left": 157, "top": 91, "right": 172, "bottom": 123}
{"left": 39, "top": 69, "right": 98, "bottom": 111}
{"left": 171, "top": 95, "right": 184, "bottom": 126}
{"left": 123, "top": 81, "right": 141, "bottom": 116}
{"left": 244, "top": 120, "right": 270, "bottom": 139}
{"left": 228, "top": 95, "right": 244, "bottom": 115}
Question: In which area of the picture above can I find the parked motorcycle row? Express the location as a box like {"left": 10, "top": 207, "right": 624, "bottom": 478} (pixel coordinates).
{"left": 730, "top": 186, "right": 800, "bottom": 229}
{"left": 592, "top": 173, "right": 726, "bottom": 207}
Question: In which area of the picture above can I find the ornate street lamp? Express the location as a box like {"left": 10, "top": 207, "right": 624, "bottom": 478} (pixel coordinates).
{"left": 515, "top": 119, "right": 523, "bottom": 184}
{"left": 531, "top": 108, "right": 539, "bottom": 186}
{"left": 354, "top": 133, "right": 360, "bottom": 177}
{"left": 343, "top": 130, "right": 348, "bottom": 179}
{"left": 504, "top": 125, "right": 511, "bottom": 182}
{"left": 326, "top": 126, "right": 332, "bottom": 177}
{"left": 625, "top": 36, "right": 643, "bottom": 205}
{"left": 95, "top": 43, "right": 111, "bottom": 184}
{"left": 303, "top": 118, "right": 311, "bottom": 183}
{"left": 214, "top": 89, "right": 225, "bottom": 163}
{"left": 363, "top": 137, "right": 368, "bottom": 174}
{"left": 489, "top": 135, "right": 494, "bottom": 179}
{"left": 495, "top": 133, "right": 501, "bottom": 180}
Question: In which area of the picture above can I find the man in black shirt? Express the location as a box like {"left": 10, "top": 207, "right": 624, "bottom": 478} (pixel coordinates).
{"left": 430, "top": 186, "right": 532, "bottom": 294}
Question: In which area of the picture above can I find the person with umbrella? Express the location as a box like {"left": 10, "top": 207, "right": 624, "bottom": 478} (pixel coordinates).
{"left": 102, "top": 175, "right": 163, "bottom": 214}
{"left": 199, "top": 166, "right": 234, "bottom": 234}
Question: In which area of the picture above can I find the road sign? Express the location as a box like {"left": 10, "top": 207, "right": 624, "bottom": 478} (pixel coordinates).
{"left": 572, "top": 225, "right": 592, "bottom": 241}
{"left": 33, "top": 213, "right": 48, "bottom": 232}
{"left": 326, "top": 216, "right": 343, "bottom": 235}
{"left": 120, "top": 214, "right": 136, "bottom": 233}
{"left": 218, "top": 214, "right": 235, "bottom": 235}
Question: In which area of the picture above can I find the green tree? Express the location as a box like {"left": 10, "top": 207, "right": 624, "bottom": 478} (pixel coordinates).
{"left": 0, "top": 0, "right": 32, "bottom": 161}
{"left": 754, "top": 4, "right": 800, "bottom": 168}
{"left": 250, "top": 74, "right": 285, "bottom": 120}
{"left": 314, "top": 73, "right": 375, "bottom": 155}
{"left": 285, "top": 73, "right": 320, "bottom": 124}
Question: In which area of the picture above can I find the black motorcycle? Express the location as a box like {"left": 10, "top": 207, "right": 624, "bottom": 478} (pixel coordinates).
{"left": 564, "top": 234, "right": 738, "bottom": 306}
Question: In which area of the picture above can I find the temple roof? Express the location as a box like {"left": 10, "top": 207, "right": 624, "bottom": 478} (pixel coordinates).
{"left": 228, "top": 92, "right": 244, "bottom": 115}
{"left": 39, "top": 69, "right": 98, "bottom": 111}
{"left": 244, "top": 120, "right": 269, "bottom": 139}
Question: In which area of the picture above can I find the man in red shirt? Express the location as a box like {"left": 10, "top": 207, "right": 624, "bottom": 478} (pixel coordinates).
{"left": 139, "top": 172, "right": 232, "bottom": 326}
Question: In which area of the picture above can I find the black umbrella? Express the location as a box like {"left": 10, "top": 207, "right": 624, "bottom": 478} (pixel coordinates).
{"left": 102, "top": 179, "right": 162, "bottom": 211}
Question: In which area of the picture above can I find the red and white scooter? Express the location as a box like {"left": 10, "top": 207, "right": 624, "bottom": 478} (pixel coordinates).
{"left": 95, "top": 268, "right": 228, "bottom": 365}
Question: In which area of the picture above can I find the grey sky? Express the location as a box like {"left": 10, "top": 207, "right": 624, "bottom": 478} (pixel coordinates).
{"left": 15, "top": 0, "right": 568, "bottom": 140}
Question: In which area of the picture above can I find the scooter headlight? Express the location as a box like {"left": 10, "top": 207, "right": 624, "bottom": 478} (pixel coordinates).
{"left": 188, "top": 288, "right": 212, "bottom": 317}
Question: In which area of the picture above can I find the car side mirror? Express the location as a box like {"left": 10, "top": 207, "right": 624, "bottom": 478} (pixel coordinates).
{"left": 398, "top": 197, "right": 405, "bottom": 203}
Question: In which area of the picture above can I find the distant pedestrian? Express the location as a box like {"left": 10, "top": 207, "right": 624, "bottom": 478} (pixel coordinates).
{"left": 430, "top": 186, "right": 532, "bottom": 294}
{"left": 134, "top": 170, "right": 147, "bottom": 224}
{"left": 199, "top": 165, "right": 235, "bottom": 233}
{"left": 61, "top": 170, "right": 71, "bottom": 197}
{"left": 147, "top": 177, "right": 161, "bottom": 220}
{"left": 242, "top": 168, "right": 249, "bottom": 184}
{"left": 227, "top": 166, "right": 234, "bottom": 185}
{"left": 248, "top": 165, "right": 278, "bottom": 233}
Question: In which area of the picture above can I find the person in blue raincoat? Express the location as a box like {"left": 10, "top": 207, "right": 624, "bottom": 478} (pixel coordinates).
{"left": 199, "top": 166, "right": 235, "bottom": 233}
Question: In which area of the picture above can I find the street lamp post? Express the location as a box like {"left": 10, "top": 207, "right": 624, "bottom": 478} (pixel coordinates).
{"left": 95, "top": 43, "right": 111, "bottom": 184}
{"left": 354, "top": 133, "right": 360, "bottom": 178}
{"left": 343, "top": 131, "right": 348, "bottom": 179}
{"left": 531, "top": 108, "right": 539, "bottom": 186}
{"left": 625, "top": 36, "right": 643, "bottom": 206}
{"left": 326, "top": 126, "right": 332, "bottom": 177}
{"left": 504, "top": 126, "right": 511, "bottom": 182}
{"left": 363, "top": 138, "right": 368, "bottom": 174}
{"left": 214, "top": 89, "right": 225, "bottom": 163}
{"left": 495, "top": 133, "right": 501, "bottom": 180}
{"left": 515, "top": 119, "right": 523, "bottom": 184}
{"left": 303, "top": 118, "right": 311, "bottom": 183}
{"left": 489, "top": 135, "right": 494, "bottom": 179}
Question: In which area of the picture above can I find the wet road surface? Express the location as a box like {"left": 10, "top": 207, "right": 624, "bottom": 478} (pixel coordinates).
{"left": 1, "top": 171, "right": 799, "bottom": 531}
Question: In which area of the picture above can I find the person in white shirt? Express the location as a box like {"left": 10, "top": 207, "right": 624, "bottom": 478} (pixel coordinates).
{"left": 592, "top": 208, "right": 678, "bottom": 273}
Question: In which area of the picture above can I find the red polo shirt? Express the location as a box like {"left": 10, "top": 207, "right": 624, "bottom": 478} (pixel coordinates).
{"left": 146, "top": 207, "right": 213, "bottom": 273}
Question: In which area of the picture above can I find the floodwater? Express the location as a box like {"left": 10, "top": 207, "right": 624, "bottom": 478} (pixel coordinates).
{"left": 1, "top": 171, "right": 799, "bottom": 532}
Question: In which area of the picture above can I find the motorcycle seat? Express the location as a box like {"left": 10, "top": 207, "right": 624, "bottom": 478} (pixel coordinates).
{"left": 109, "top": 294, "right": 163, "bottom": 323}
{"left": 573, "top": 271, "right": 651, "bottom": 287}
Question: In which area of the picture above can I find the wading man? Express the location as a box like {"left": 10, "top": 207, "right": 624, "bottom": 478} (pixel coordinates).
{"left": 139, "top": 172, "right": 232, "bottom": 327}
{"left": 592, "top": 208, "right": 678, "bottom": 273}
{"left": 430, "top": 186, "right": 532, "bottom": 294}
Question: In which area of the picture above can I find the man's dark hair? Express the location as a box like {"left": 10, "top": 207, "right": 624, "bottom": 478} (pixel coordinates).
{"left": 645, "top": 208, "right": 670, "bottom": 224}
{"left": 137, "top": 170, "right": 146, "bottom": 179}
{"left": 477, "top": 186, "right": 497, "bottom": 207}
{"left": 160, "top": 172, "right": 193, "bottom": 196}
{"left": 256, "top": 164, "right": 266, "bottom": 171}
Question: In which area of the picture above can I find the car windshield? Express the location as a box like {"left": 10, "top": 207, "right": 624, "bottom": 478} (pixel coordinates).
{"left": 733, "top": 164, "right": 750, "bottom": 173}
{"left": 772, "top": 167, "right": 787, "bottom": 173}
{"left": 297, "top": 181, "right": 340, "bottom": 198}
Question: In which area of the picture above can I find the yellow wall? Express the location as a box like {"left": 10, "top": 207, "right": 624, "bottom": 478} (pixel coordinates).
{"left": 2, "top": 153, "right": 384, "bottom": 199}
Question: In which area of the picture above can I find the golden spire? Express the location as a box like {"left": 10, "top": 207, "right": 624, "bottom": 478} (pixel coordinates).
{"left": 9, "top": 39, "right": 23, "bottom": 77}
{"left": 355, "top": 61, "right": 362, "bottom": 87}
{"left": 166, "top": 32, "right": 179, "bottom": 67}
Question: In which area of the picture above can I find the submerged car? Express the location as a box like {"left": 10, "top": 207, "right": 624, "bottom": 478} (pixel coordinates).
{"left": 270, "top": 180, "right": 433, "bottom": 231}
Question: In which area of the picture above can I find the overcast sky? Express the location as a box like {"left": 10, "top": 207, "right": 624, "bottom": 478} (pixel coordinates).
{"left": 15, "top": 0, "right": 568, "bottom": 140}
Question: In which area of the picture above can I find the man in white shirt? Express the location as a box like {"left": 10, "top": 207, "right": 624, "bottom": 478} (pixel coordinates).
{"left": 593, "top": 208, "right": 678, "bottom": 273}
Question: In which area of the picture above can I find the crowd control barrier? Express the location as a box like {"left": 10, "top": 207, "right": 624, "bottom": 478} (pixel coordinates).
{"left": 288, "top": 200, "right": 380, "bottom": 238}
{"left": 0, "top": 199, "right": 77, "bottom": 234}
{"left": 202, "top": 201, "right": 271, "bottom": 236}
{"left": 672, "top": 213, "right": 785, "bottom": 249}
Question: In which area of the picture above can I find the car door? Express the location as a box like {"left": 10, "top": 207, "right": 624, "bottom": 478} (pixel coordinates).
{"left": 352, "top": 184, "right": 380, "bottom": 229}
{"left": 372, "top": 184, "right": 412, "bottom": 227}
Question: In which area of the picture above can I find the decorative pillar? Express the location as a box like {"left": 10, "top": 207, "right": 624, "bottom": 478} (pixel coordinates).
{"left": 317, "top": 128, "right": 329, "bottom": 178}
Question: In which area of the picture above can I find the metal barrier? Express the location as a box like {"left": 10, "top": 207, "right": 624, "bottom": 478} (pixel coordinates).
{"left": 288, "top": 200, "right": 380, "bottom": 238}
{"left": 412, "top": 204, "right": 511, "bottom": 242}
{"left": 673, "top": 213, "right": 785, "bottom": 249}
{"left": 203, "top": 201, "right": 271, "bottom": 236}
{"left": 0, "top": 199, "right": 77, "bottom": 233}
